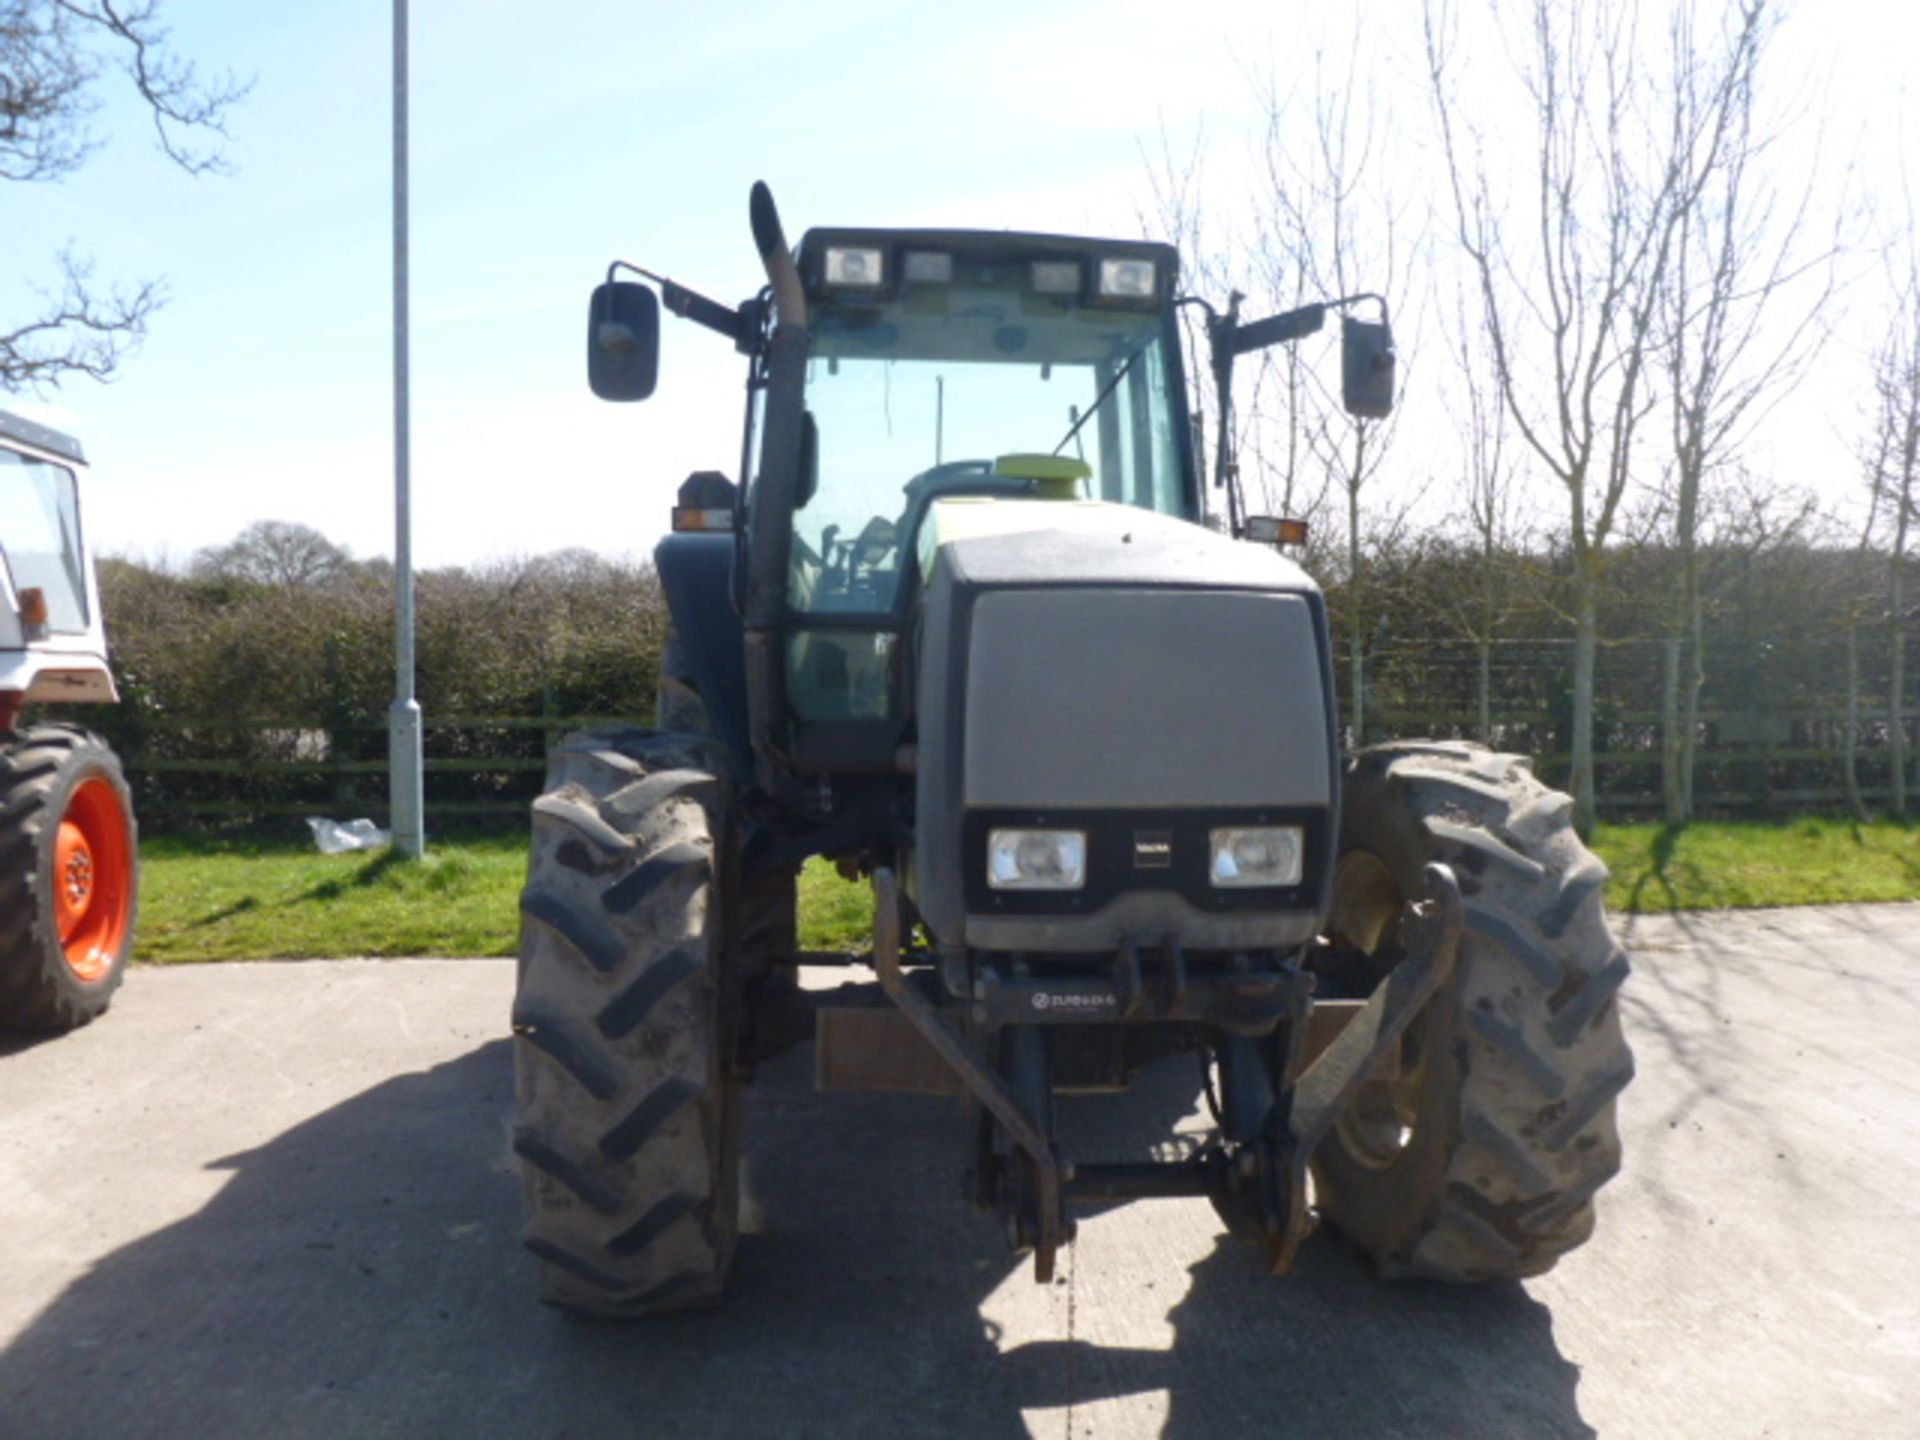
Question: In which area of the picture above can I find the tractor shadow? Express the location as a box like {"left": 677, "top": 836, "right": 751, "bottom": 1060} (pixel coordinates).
{"left": 0, "top": 1038, "right": 1592, "bottom": 1439}
{"left": 1001, "top": 1069, "right": 1593, "bottom": 1439}
{"left": 0, "top": 1028, "right": 66, "bottom": 1058}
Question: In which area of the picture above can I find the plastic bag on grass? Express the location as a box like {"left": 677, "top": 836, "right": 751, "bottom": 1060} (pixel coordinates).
{"left": 306, "top": 817, "right": 391, "bottom": 855}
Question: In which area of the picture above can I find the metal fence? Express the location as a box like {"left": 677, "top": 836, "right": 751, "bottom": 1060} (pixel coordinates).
{"left": 111, "top": 636, "right": 1917, "bottom": 830}
{"left": 1358, "top": 636, "right": 1917, "bottom": 816}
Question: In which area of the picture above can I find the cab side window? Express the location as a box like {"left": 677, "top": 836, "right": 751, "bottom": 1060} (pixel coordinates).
{"left": 0, "top": 450, "right": 90, "bottom": 633}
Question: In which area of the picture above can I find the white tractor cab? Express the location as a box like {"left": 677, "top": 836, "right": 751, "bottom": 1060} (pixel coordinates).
{"left": 0, "top": 408, "right": 138, "bottom": 1033}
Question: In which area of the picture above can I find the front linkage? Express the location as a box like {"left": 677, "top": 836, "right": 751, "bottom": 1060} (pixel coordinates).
{"left": 869, "top": 863, "right": 1464, "bottom": 1281}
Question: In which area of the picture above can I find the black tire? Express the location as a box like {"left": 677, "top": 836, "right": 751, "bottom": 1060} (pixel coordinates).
{"left": 1312, "top": 742, "right": 1634, "bottom": 1281}
{"left": 0, "top": 725, "right": 139, "bottom": 1033}
{"left": 652, "top": 620, "right": 799, "bottom": 1043}
{"left": 511, "top": 727, "right": 742, "bottom": 1315}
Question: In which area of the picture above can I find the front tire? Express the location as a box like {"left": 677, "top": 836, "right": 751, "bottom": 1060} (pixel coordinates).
{"left": 511, "top": 727, "right": 742, "bottom": 1315}
{"left": 1312, "top": 743, "right": 1634, "bottom": 1281}
{"left": 0, "top": 725, "right": 139, "bottom": 1033}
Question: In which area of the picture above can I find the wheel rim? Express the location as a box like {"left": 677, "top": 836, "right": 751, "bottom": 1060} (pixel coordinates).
{"left": 54, "top": 776, "right": 133, "bottom": 984}
{"left": 1326, "top": 849, "right": 1429, "bottom": 1171}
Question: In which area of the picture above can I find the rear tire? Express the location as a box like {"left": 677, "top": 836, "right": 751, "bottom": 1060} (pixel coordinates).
{"left": 511, "top": 727, "right": 742, "bottom": 1315}
{"left": 1312, "top": 742, "right": 1634, "bottom": 1281}
{"left": 655, "top": 626, "right": 708, "bottom": 735}
{"left": 0, "top": 725, "right": 139, "bottom": 1033}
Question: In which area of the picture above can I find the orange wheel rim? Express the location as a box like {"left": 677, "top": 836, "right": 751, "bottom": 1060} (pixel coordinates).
{"left": 55, "top": 776, "right": 132, "bottom": 984}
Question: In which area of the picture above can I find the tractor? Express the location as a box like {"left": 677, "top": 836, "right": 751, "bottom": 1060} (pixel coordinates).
{"left": 0, "top": 409, "right": 139, "bottom": 1033}
{"left": 509, "top": 184, "right": 1633, "bottom": 1314}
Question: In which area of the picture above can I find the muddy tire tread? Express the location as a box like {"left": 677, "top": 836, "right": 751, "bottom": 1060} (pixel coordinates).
{"left": 655, "top": 627, "right": 709, "bottom": 735}
{"left": 511, "top": 727, "right": 740, "bottom": 1316}
{"left": 1317, "top": 742, "right": 1634, "bottom": 1281}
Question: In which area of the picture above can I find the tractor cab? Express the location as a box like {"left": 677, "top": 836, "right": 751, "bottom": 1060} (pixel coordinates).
{"left": 781, "top": 230, "right": 1194, "bottom": 726}
{"left": 0, "top": 409, "right": 137, "bottom": 1035}
{"left": 0, "top": 411, "right": 118, "bottom": 725}
{"left": 789, "top": 232, "right": 1193, "bottom": 588}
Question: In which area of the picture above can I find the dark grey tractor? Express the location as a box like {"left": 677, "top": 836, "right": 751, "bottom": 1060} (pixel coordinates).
{"left": 508, "top": 183, "right": 1633, "bottom": 1314}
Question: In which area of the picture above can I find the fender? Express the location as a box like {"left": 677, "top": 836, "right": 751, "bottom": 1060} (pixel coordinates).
{"left": 654, "top": 531, "right": 752, "bottom": 780}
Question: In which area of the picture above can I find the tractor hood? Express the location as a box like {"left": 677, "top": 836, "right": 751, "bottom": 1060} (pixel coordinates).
{"left": 911, "top": 501, "right": 1338, "bottom": 954}
{"left": 917, "top": 497, "right": 1319, "bottom": 593}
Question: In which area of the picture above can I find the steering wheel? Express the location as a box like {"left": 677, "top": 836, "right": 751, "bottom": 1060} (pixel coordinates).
{"left": 888, "top": 460, "right": 1045, "bottom": 584}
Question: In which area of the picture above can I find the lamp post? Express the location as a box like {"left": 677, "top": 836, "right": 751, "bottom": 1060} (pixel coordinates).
{"left": 389, "top": 0, "right": 425, "bottom": 857}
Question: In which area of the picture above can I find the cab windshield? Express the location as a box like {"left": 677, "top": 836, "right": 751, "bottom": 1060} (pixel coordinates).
{"left": 0, "top": 448, "right": 89, "bottom": 633}
{"left": 790, "top": 268, "right": 1190, "bottom": 618}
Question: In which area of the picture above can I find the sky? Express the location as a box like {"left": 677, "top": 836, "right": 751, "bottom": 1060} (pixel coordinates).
{"left": 6, "top": 0, "right": 1919, "bottom": 569}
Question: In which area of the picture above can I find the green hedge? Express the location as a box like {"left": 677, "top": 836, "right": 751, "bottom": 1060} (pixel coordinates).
{"left": 82, "top": 552, "right": 669, "bottom": 827}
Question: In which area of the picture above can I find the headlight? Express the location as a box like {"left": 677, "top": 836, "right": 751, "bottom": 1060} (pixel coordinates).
{"left": 1031, "top": 260, "right": 1082, "bottom": 295}
{"left": 903, "top": 251, "right": 952, "bottom": 283}
{"left": 824, "top": 246, "right": 885, "bottom": 288}
{"left": 1209, "top": 826, "right": 1303, "bottom": 888}
{"left": 1097, "top": 257, "right": 1157, "bottom": 301}
{"left": 987, "top": 828, "right": 1087, "bottom": 891}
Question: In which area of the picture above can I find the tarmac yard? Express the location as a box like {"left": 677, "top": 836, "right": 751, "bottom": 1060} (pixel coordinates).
{"left": 3, "top": 903, "right": 1917, "bottom": 1438}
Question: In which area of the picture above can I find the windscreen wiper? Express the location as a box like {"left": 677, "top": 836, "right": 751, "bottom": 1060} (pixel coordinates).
{"left": 1051, "top": 343, "right": 1148, "bottom": 457}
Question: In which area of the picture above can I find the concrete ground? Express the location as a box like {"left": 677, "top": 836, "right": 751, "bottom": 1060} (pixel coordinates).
{"left": 1, "top": 904, "right": 1916, "bottom": 1439}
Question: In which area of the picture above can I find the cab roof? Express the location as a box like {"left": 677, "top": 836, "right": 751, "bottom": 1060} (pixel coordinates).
{"left": 0, "top": 408, "right": 86, "bottom": 466}
{"left": 796, "top": 227, "right": 1180, "bottom": 302}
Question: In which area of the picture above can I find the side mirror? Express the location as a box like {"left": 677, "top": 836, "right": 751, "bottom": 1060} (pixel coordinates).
{"left": 587, "top": 281, "right": 660, "bottom": 401}
{"left": 1341, "top": 314, "right": 1395, "bottom": 419}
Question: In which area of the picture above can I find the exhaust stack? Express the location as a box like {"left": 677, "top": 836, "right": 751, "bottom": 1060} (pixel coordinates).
{"left": 750, "top": 181, "right": 808, "bottom": 330}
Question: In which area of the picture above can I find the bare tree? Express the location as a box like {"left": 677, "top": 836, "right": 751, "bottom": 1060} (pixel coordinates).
{"left": 193, "top": 521, "right": 352, "bottom": 590}
{"left": 1139, "top": 121, "right": 1242, "bottom": 534}
{"left": 1438, "top": 277, "right": 1531, "bottom": 742}
{"left": 1424, "top": 0, "right": 1731, "bottom": 836}
{"left": 1866, "top": 248, "right": 1920, "bottom": 817}
{"left": 1655, "top": 0, "right": 1837, "bottom": 825}
{"left": 1140, "top": 114, "right": 1344, "bottom": 567}
{"left": 1842, "top": 370, "right": 1899, "bottom": 821}
{"left": 2, "top": 1, "right": 248, "bottom": 391}
{"left": 1246, "top": 35, "right": 1416, "bottom": 745}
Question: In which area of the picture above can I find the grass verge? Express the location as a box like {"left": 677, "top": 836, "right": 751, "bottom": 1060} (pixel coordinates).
{"left": 136, "top": 839, "right": 864, "bottom": 963}
{"left": 134, "top": 819, "right": 1920, "bottom": 963}
{"left": 1593, "top": 818, "right": 1920, "bottom": 914}
{"left": 136, "top": 834, "right": 525, "bottom": 962}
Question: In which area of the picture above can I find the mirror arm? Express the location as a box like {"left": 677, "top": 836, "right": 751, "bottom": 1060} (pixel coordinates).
{"left": 662, "top": 281, "right": 750, "bottom": 346}
{"left": 1203, "top": 293, "right": 1248, "bottom": 538}
{"left": 1229, "top": 293, "right": 1386, "bottom": 357}
{"left": 1232, "top": 303, "right": 1325, "bottom": 354}
{"left": 607, "top": 259, "right": 750, "bottom": 346}
{"left": 1193, "top": 287, "right": 1393, "bottom": 536}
